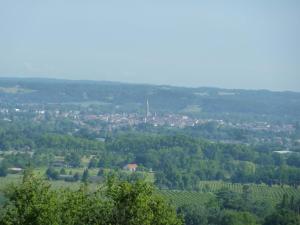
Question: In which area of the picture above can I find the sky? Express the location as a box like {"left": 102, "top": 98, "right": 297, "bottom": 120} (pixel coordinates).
{"left": 0, "top": 0, "right": 299, "bottom": 91}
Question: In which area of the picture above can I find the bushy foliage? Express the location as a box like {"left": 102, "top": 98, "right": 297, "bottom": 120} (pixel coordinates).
{"left": 0, "top": 172, "right": 182, "bottom": 225}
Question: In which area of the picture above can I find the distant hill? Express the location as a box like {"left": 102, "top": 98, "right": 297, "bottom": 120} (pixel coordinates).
{"left": 0, "top": 77, "right": 299, "bottom": 120}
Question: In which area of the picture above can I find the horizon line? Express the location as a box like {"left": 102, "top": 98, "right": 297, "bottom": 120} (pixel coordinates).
{"left": 0, "top": 75, "right": 299, "bottom": 94}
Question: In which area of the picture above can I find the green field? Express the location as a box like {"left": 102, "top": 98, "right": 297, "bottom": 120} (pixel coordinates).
{"left": 1, "top": 174, "right": 300, "bottom": 208}
{"left": 180, "top": 104, "right": 202, "bottom": 114}
{"left": 0, "top": 167, "right": 154, "bottom": 191}
{"left": 198, "top": 181, "right": 300, "bottom": 205}
{"left": 0, "top": 86, "right": 34, "bottom": 94}
{"left": 157, "top": 181, "right": 300, "bottom": 207}
{"left": 159, "top": 190, "right": 214, "bottom": 207}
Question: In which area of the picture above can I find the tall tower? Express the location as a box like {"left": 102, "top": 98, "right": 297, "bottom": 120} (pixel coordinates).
{"left": 144, "top": 98, "right": 150, "bottom": 123}
{"left": 146, "top": 99, "right": 150, "bottom": 118}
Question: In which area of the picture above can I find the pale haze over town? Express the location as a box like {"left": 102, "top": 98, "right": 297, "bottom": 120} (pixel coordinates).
{"left": 0, "top": 0, "right": 299, "bottom": 91}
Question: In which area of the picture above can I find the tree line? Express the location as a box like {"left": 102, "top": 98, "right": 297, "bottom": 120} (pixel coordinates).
{"left": 1, "top": 131, "right": 300, "bottom": 188}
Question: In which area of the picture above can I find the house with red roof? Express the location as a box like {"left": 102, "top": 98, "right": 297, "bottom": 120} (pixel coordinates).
{"left": 123, "top": 163, "right": 138, "bottom": 172}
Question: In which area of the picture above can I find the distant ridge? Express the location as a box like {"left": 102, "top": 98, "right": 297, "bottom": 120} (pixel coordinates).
{"left": 0, "top": 76, "right": 299, "bottom": 94}
{"left": 0, "top": 76, "right": 300, "bottom": 120}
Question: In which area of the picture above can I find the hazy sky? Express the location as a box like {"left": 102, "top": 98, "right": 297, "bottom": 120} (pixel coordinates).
{"left": 0, "top": 0, "right": 299, "bottom": 91}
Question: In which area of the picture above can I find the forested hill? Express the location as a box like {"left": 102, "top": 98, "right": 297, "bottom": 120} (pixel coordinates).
{"left": 0, "top": 77, "right": 300, "bottom": 119}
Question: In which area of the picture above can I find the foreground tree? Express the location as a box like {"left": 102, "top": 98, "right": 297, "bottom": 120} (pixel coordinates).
{"left": 177, "top": 204, "right": 210, "bottom": 225}
{"left": 220, "top": 211, "right": 258, "bottom": 225}
{"left": 0, "top": 172, "right": 60, "bottom": 225}
{"left": 106, "top": 176, "right": 182, "bottom": 225}
{"left": 263, "top": 209, "right": 300, "bottom": 225}
{"left": 0, "top": 172, "right": 182, "bottom": 225}
{"left": 263, "top": 194, "right": 300, "bottom": 225}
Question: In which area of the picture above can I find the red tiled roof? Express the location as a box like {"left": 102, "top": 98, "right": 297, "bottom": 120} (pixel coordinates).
{"left": 126, "top": 164, "right": 138, "bottom": 169}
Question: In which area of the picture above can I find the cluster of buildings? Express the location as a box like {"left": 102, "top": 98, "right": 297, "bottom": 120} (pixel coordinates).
{"left": 84, "top": 113, "right": 199, "bottom": 128}
{"left": 0, "top": 101, "right": 296, "bottom": 134}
